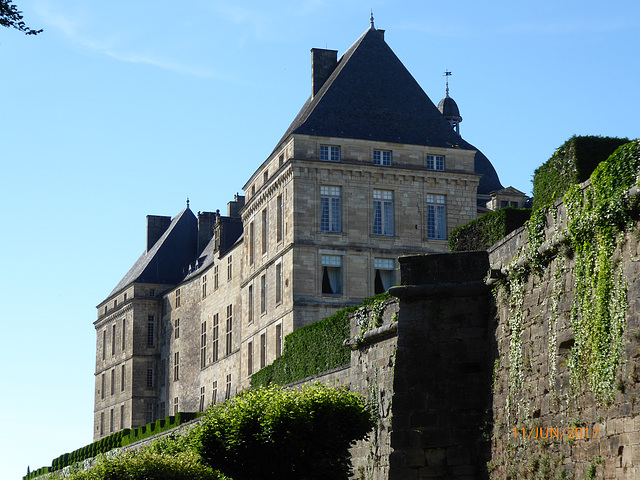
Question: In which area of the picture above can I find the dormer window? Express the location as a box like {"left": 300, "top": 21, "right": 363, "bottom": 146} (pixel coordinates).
{"left": 373, "top": 150, "right": 392, "bottom": 166}
{"left": 320, "top": 145, "right": 340, "bottom": 162}
{"left": 427, "top": 155, "right": 445, "bottom": 171}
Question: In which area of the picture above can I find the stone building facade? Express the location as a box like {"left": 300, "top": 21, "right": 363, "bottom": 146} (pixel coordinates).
{"left": 93, "top": 24, "right": 504, "bottom": 440}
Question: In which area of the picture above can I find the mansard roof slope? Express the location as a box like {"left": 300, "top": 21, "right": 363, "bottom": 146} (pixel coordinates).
{"left": 274, "top": 26, "right": 502, "bottom": 194}
{"left": 106, "top": 207, "right": 198, "bottom": 299}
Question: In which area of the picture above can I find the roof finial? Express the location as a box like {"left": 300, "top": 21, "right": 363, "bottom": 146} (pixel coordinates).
{"left": 444, "top": 70, "right": 452, "bottom": 97}
{"left": 186, "top": 197, "right": 190, "bottom": 209}
{"left": 370, "top": 10, "right": 375, "bottom": 29}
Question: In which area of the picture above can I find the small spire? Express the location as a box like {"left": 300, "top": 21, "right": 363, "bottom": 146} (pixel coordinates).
{"left": 370, "top": 10, "right": 375, "bottom": 29}
{"left": 186, "top": 197, "right": 190, "bottom": 209}
{"left": 444, "top": 70, "right": 452, "bottom": 97}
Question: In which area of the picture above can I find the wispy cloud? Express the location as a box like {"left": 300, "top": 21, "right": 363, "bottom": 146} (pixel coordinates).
{"left": 32, "top": 0, "right": 227, "bottom": 79}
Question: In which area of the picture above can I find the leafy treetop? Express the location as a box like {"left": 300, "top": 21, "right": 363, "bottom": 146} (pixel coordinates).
{"left": 1, "top": 0, "right": 42, "bottom": 35}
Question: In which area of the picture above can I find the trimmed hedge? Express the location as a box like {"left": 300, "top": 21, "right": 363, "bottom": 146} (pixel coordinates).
{"left": 25, "top": 412, "right": 200, "bottom": 480}
{"left": 251, "top": 293, "right": 390, "bottom": 388}
{"left": 532, "top": 135, "right": 630, "bottom": 210}
{"left": 449, "top": 207, "right": 531, "bottom": 252}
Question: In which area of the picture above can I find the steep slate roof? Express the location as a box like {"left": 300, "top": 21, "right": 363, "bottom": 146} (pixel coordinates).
{"left": 107, "top": 207, "right": 198, "bottom": 298}
{"left": 275, "top": 27, "right": 503, "bottom": 194}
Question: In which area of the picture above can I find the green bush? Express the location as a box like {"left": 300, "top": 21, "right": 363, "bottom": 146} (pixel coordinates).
{"left": 449, "top": 207, "right": 531, "bottom": 252}
{"left": 532, "top": 135, "right": 630, "bottom": 210}
{"left": 198, "top": 384, "right": 375, "bottom": 480}
{"left": 65, "top": 450, "right": 221, "bottom": 480}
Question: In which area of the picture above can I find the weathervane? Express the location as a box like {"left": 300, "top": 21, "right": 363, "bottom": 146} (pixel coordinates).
{"left": 444, "top": 70, "right": 452, "bottom": 97}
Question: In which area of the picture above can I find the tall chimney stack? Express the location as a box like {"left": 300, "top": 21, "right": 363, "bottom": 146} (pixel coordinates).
{"left": 311, "top": 48, "right": 338, "bottom": 96}
{"left": 146, "top": 215, "right": 171, "bottom": 252}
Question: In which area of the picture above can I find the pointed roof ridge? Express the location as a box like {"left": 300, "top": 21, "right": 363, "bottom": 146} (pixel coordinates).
{"left": 272, "top": 26, "right": 503, "bottom": 194}
{"left": 105, "top": 206, "right": 198, "bottom": 299}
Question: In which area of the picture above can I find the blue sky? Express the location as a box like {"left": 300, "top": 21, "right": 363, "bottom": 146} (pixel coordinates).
{"left": 2, "top": 1, "right": 639, "bottom": 477}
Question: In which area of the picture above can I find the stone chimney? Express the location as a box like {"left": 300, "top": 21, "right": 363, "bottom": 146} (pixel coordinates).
{"left": 311, "top": 48, "right": 338, "bottom": 96}
{"left": 146, "top": 215, "right": 171, "bottom": 252}
{"left": 197, "top": 211, "right": 217, "bottom": 254}
{"left": 227, "top": 194, "right": 246, "bottom": 218}
{"left": 377, "top": 29, "right": 385, "bottom": 41}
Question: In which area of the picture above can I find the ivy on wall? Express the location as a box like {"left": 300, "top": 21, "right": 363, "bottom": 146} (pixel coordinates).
{"left": 251, "top": 293, "right": 390, "bottom": 388}
{"left": 499, "top": 140, "right": 640, "bottom": 408}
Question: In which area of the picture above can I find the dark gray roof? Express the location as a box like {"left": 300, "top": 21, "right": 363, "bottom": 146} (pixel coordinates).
{"left": 438, "top": 96, "right": 461, "bottom": 120}
{"left": 275, "top": 27, "right": 502, "bottom": 194}
{"left": 107, "top": 207, "right": 198, "bottom": 298}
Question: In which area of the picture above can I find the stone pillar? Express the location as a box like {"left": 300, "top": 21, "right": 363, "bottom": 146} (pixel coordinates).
{"left": 388, "top": 251, "right": 492, "bottom": 480}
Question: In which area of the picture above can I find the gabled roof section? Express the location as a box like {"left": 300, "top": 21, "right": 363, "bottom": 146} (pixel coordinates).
{"left": 276, "top": 27, "right": 465, "bottom": 148}
{"left": 274, "top": 27, "right": 503, "bottom": 194}
{"left": 107, "top": 207, "right": 198, "bottom": 299}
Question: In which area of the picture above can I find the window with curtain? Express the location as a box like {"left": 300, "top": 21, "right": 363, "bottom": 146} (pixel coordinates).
{"left": 321, "top": 254, "right": 342, "bottom": 294}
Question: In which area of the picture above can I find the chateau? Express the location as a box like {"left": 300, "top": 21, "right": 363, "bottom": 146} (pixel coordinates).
{"left": 93, "top": 22, "right": 505, "bottom": 440}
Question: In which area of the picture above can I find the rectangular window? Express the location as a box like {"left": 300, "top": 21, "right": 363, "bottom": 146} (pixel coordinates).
{"left": 147, "top": 316, "right": 155, "bottom": 347}
{"left": 226, "top": 305, "right": 233, "bottom": 356}
{"left": 146, "top": 363, "right": 154, "bottom": 389}
{"left": 173, "top": 397, "right": 179, "bottom": 415}
{"left": 275, "top": 324, "right": 283, "bottom": 358}
{"left": 260, "top": 275, "right": 266, "bottom": 314}
{"left": 199, "top": 386, "right": 206, "bottom": 413}
{"left": 100, "top": 412, "right": 104, "bottom": 436}
{"left": 111, "top": 324, "right": 116, "bottom": 356}
{"left": 321, "top": 255, "right": 343, "bottom": 295}
{"left": 214, "top": 265, "right": 219, "bottom": 290}
{"left": 276, "top": 195, "right": 283, "bottom": 242}
{"left": 146, "top": 403, "right": 154, "bottom": 424}
{"left": 225, "top": 374, "right": 232, "bottom": 400}
{"left": 260, "top": 333, "right": 267, "bottom": 369}
{"left": 175, "top": 288, "right": 181, "bottom": 308}
{"left": 248, "top": 285, "right": 254, "bottom": 323}
{"left": 174, "top": 352, "right": 179, "bottom": 382}
{"left": 427, "top": 194, "right": 447, "bottom": 239}
{"left": 262, "top": 208, "right": 269, "bottom": 255}
{"left": 261, "top": 209, "right": 268, "bottom": 255}
{"left": 201, "top": 322, "right": 207, "bottom": 369}
{"left": 122, "top": 319, "right": 126, "bottom": 351}
{"left": 247, "top": 341, "right": 253, "bottom": 376}
{"left": 121, "top": 405, "right": 125, "bottom": 429}
{"left": 202, "top": 275, "right": 207, "bottom": 298}
{"left": 102, "top": 330, "right": 106, "bottom": 360}
{"left": 320, "top": 186, "right": 341, "bottom": 233}
{"left": 101, "top": 373, "right": 105, "bottom": 400}
{"left": 175, "top": 319, "right": 180, "bottom": 339}
{"left": 373, "top": 149, "right": 392, "bottom": 166}
{"left": 111, "top": 369, "right": 115, "bottom": 396}
{"left": 110, "top": 408, "right": 114, "bottom": 433}
{"left": 121, "top": 364, "right": 125, "bottom": 391}
{"left": 212, "top": 314, "right": 219, "bottom": 362}
{"left": 249, "top": 222, "right": 255, "bottom": 265}
{"left": 320, "top": 145, "right": 340, "bottom": 162}
{"left": 426, "top": 155, "right": 445, "bottom": 171}
{"left": 275, "top": 263, "right": 282, "bottom": 304}
{"left": 374, "top": 258, "right": 395, "bottom": 294}
{"left": 227, "top": 255, "right": 233, "bottom": 281}
{"left": 212, "top": 381, "right": 218, "bottom": 405}
{"left": 373, "top": 190, "right": 394, "bottom": 236}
